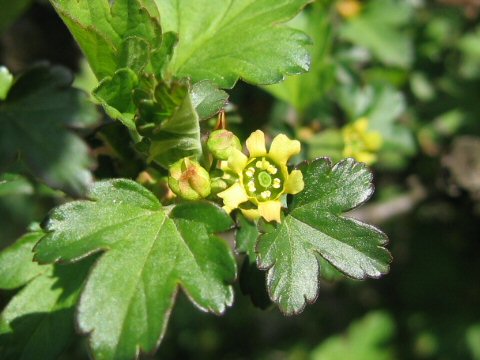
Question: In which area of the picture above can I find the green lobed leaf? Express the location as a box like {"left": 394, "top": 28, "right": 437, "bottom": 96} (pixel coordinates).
{"left": 0, "top": 258, "right": 95, "bottom": 360}
{"left": 0, "top": 227, "right": 46, "bottom": 289}
{"left": 256, "top": 158, "right": 391, "bottom": 314}
{"left": 34, "top": 179, "right": 236, "bottom": 360}
{"left": 0, "top": 65, "right": 100, "bottom": 196}
{"left": 156, "top": 0, "right": 312, "bottom": 88}
{"left": 50, "top": 0, "right": 162, "bottom": 79}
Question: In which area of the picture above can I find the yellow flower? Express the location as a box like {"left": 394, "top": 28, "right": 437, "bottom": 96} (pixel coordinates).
{"left": 336, "top": 0, "right": 363, "bottom": 19}
{"left": 342, "top": 117, "right": 383, "bottom": 165}
{"left": 217, "top": 130, "right": 304, "bottom": 223}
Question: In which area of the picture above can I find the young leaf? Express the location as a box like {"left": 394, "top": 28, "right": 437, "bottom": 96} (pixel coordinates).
{"left": 256, "top": 158, "right": 391, "bottom": 315}
{"left": 0, "top": 227, "right": 47, "bottom": 290}
{"left": 191, "top": 81, "right": 228, "bottom": 121}
{"left": 0, "top": 259, "right": 95, "bottom": 360}
{"left": 157, "top": 0, "right": 312, "bottom": 88}
{"left": 93, "top": 68, "right": 140, "bottom": 134}
{"left": 144, "top": 81, "right": 203, "bottom": 168}
{"left": 50, "top": 0, "right": 162, "bottom": 78}
{"left": 0, "top": 65, "right": 99, "bottom": 196}
{"left": 34, "top": 179, "right": 236, "bottom": 360}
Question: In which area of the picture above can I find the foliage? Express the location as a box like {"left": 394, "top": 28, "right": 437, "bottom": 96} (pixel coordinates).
{"left": 1, "top": 0, "right": 479, "bottom": 359}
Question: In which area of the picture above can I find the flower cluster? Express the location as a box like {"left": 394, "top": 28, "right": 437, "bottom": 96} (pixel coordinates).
{"left": 342, "top": 117, "right": 383, "bottom": 165}
{"left": 217, "top": 130, "right": 304, "bottom": 223}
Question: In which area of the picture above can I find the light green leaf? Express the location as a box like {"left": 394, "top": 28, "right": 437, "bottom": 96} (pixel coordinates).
{"left": 34, "top": 179, "right": 236, "bottom": 360}
{"left": 50, "top": 0, "right": 162, "bottom": 78}
{"left": 311, "top": 311, "right": 396, "bottom": 360}
{"left": 340, "top": 0, "right": 413, "bottom": 68}
{"left": 191, "top": 81, "right": 228, "bottom": 121}
{"left": 263, "top": 2, "right": 335, "bottom": 111}
{"left": 0, "top": 173, "right": 34, "bottom": 197}
{"left": 0, "top": 228, "right": 47, "bottom": 289}
{"left": 0, "top": 66, "right": 14, "bottom": 100}
{"left": 257, "top": 158, "right": 391, "bottom": 314}
{"left": 0, "top": 65, "right": 99, "bottom": 196}
{"left": 0, "top": 259, "right": 94, "bottom": 360}
{"left": 156, "top": 0, "right": 312, "bottom": 88}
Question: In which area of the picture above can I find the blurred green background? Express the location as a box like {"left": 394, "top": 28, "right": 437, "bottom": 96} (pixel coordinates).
{"left": 1, "top": 0, "right": 480, "bottom": 359}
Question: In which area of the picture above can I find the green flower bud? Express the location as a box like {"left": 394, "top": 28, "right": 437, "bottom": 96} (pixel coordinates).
{"left": 168, "top": 158, "right": 211, "bottom": 200}
{"left": 207, "top": 130, "right": 242, "bottom": 160}
{"left": 210, "top": 178, "right": 228, "bottom": 195}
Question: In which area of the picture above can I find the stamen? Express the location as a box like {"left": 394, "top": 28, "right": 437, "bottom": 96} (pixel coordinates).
{"left": 261, "top": 190, "right": 271, "bottom": 199}
{"left": 246, "top": 168, "right": 255, "bottom": 177}
{"left": 256, "top": 161, "right": 262, "bottom": 168}
{"left": 267, "top": 165, "right": 278, "bottom": 175}
{"left": 273, "top": 178, "right": 281, "bottom": 189}
{"left": 248, "top": 181, "right": 256, "bottom": 192}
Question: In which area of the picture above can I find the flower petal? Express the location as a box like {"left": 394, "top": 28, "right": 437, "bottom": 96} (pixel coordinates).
{"left": 284, "top": 170, "right": 304, "bottom": 195}
{"left": 356, "top": 151, "right": 377, "bottom": 165}
{"left": 246, "top": 130, "right": 267, "bottom": 157}
{"left": 227, "top": 148, "right": 248, "bottom": 174}
{"left": 353, "top": 117, "right": 369, "bottom": 132}
{"left": 218, "top": 182, "right": 249, "bottom": 210}
{"left": 269, "top": 134, "right": 301, "bottom": 165}
{"left": 258, "top": 200, "right": 283, "bottom": 223}
{"left": 364, "top": 131, "right": 383, "bottom": 151}
{"left": 240, "top": 208, "right": 261, "bottom": 221}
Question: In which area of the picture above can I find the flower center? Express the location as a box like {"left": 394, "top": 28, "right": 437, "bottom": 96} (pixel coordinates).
{"left": 258, "top": 171, "right": 272, "bottom": 188}
{"left": 242, "top": 156, "right": 284, "bottom": 201}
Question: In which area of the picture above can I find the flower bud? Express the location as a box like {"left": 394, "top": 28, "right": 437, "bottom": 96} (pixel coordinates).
{"left": 168, "top": 158, "right": 211, "bottom": 200}
{"left": 207, "top": 130, "right": 242, "bottom": 160}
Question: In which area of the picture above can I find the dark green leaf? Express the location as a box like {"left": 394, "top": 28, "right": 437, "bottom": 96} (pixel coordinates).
{"left": 235, "top": 213, "right": 259, "bottom": 260}
{"left": 0, "top": 65, "right": 99, "bottom": 196}
{"left": 170, "top": 201, "right": 233, "bottom": 233}
{"left": 0, "top": 227, "right": 47, "bottom": 289}
{"left": 157, "top": 0, "right": 312, "bottom": 88}
{"left": 191, "top": 81, "right": 228, "bottom": 121}
{"left": 34, "top": 179, "right": 236, "bottom": 360}
{"left": 0, "top": 0, "right": 32, "bottom": 34}
{"left": 0, "top": 258, "right": 95, "bottom": 360}
{"left": 256, "top": 158, "right": 391, "bottom": 314}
